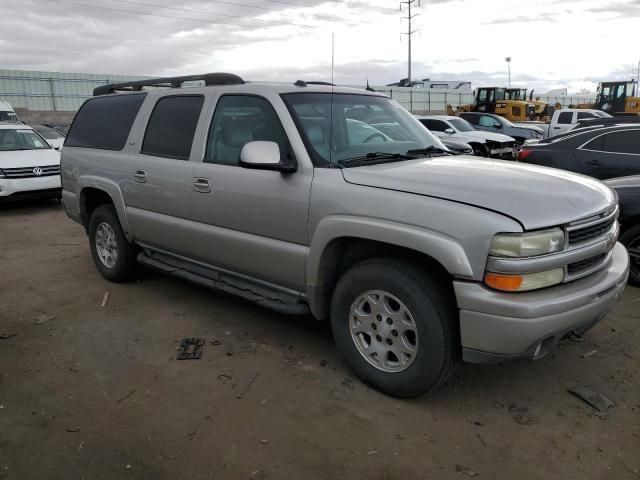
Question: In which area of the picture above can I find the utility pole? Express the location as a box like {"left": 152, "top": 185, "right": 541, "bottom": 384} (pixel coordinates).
{"left": 505, "top": 57, "right": 512, "bottom": 87}
{"left": 400, "top": 0, "right": 420, "bottom": 84}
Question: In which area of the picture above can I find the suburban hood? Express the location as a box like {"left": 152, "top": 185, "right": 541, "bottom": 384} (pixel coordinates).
{"left": 342, "top": 156, "right": 615, "bottom": 230}
{"left": 0, "top": 149, "right": 60, "bottom": 168}
{"left": 455, "top": 130, "right": 515, "bottom": 143}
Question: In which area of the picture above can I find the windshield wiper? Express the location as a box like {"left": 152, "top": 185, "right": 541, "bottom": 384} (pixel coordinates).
{"left": 406, "top": 146, "right": 453, "bottom": 156}
{"left": 337, "top": 152, "right": 417, "bottom": 167}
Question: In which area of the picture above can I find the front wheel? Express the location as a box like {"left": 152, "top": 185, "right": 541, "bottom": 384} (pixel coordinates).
{"left": 88, "top": 204, "right": 138, "bottom": 282}
{"left": 330, "top": 258, "right": 459, "bottom": 398}
{"left": 620, "top": 224, "right": 640, "bottom": 286}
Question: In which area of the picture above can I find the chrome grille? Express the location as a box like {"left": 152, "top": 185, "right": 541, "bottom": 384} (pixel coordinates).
{"left": 2, "top": 165, "right": 60, "bottom": 178}
{"left": 567, "top": 208, "right": 618, "bottom": 246}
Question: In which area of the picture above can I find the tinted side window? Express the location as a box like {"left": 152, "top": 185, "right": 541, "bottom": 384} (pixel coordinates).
{"left": 66, "top": 93, "right": 146, "bottom": 150}
{"left": 461, "top": 114, "right": 479, "bottom": 125}
{"left": 205, "top": 95, "right": 289, "bottom": 166}
{"left": 557, "top": 112, "right": 573, "bottom": 124}
{"left": 602, "top": 130, "right": 640, "bottom": 154}
{"left": 142, "top": 95, "right": 204, "bottom": 160}
{"left": 577, "top": 112, "right": 597, "bottom": 120}
{"left": 421, "top": 119, "right": 448, "bottom": 132}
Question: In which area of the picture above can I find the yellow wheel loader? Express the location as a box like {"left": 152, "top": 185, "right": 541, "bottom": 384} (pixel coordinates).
{"left": 447, "top": 87, "right": 536, "bottom": 122}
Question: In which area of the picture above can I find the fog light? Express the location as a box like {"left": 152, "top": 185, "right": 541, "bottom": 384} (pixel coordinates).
{"left": 485, "top": 268, "right": 564, "bottom": 292}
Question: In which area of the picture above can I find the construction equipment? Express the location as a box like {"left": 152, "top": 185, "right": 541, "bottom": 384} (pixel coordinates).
{"left": 447, "top": 87, "right": 536, "bottom": 122}
{"left": 506, "top": 88, "right": 557, "bottom": 122}
{"left": 573, "top": 80, "right": 640, "bottom": 115}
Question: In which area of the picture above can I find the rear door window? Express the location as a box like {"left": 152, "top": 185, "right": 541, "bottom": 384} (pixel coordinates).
{"left": 66, "top": 93, "right": 146, "bottom": 150}
{"left": 577, "top": 112, "right": 598, "bottom": 120}
{"left": 601, "top": 130, "right": 640, "bottom": 154}
{"left": 420, "top": 119, "right": 449, "bottom": 132}
{"left": 142, "top": 95, "right": 204, "bottom": 160}
{"left": 557, "top": 112, "right": 573, "bottom": 124}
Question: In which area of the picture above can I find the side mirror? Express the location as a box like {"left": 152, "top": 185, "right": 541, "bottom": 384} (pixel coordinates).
{"left": 239, "top": 141, "right": 296, "bottom": 173}
{"left": 444, "top": 128, "right": 454, "bottom": 134}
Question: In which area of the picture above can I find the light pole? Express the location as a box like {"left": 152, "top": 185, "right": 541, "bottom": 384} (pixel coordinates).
{"left": 505, "top": 57, "right": 512, "bottom": 87}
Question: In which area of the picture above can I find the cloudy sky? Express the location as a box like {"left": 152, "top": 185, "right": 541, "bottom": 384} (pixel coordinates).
{"left": 1, "top": 0, "right": 639, "bottom": 92}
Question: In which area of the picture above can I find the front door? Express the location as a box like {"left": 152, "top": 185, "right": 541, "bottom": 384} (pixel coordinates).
{"left": 188, "top": 93, "right": 312, "bottom": 290}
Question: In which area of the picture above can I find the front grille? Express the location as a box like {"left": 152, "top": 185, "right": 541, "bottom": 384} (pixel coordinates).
{"left": 568, "top": 212, "right": 617, "bottom": 246}
{"left": 2, "top": 165, "right": 60, "bottom": 178}
{"left": 567, "top": 254, "right": 607, "bottom": 276}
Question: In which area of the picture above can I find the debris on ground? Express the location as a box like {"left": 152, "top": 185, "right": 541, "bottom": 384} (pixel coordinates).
{"left": 34, "top": 314, "right": 55, "bottom": 325}
{"left": 65, "top": 427, "right": 80, "bottom": 433}
{"left": 569, "top": 387, "right": 615, "bottom": 412}
{"left": 116, "top": 389, "right": 136, "bottom": 404}
{"left": 0, "top": 333, "right": 17, "bottom": 339}
{"left": 581, "top": 349, "right": 598, "bottom": 358}
{"left": 261, "top": 439, "right": 269, "bottom": 445}
{"left": 514, "top": 414, "right": 535, "bottom": 425}
{"left": 125, "top": 464, "right": 132, "bottom": 471}
{"left": 100, "top": 291, "right": 109, "bottom": 307}
{"left": 342, "top": 376, "right": 354, "bottom": 388}
{"left": 366, "top": 450, "right": 378, "bottom": 456}
{"left": 236, "top": 371, "right": 259, "bottom": 399}
{"left": 456, "top": 464, "right": 479, "bottom": 477}
{"left": 508, "top": 404, "right": 528, "bottom": 413}
{"left": 176, "top": 337, "right": 205, "bottom": 360}
{"left": 476, "top": 432, "right": 487, "bottom": 447}
{"left": 319, "top": 359, "right": 328, "bottom": 368}
{"left": 210, "top": 339, "right": 221, "bottom": 346}
{"left": 567, "top": 332, "right": 583, "bottom": 342}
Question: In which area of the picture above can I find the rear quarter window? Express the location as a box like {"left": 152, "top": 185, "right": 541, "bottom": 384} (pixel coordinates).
{"left": 65, "top": 93, "right": 146, "bottom": 150}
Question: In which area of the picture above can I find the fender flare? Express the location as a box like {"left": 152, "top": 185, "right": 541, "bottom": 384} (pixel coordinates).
{"left": 77, "top": 176, "right": 132, "bottom": 242}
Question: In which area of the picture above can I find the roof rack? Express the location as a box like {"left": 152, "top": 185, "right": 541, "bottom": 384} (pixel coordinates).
{"left": 93, "top": 72, "right": 245, "bottom": 96}
{"left": 294, "top": 80, "right": 336, "bottom": 87}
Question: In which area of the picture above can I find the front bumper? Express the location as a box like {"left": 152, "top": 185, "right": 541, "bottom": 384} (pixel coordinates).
{"left": 0, "top": 175, "right": 61, "bottom": 197}
{"left": 455, "top": 242, "right": 629, "bottom": 364}
{"left": 488, "top": 145, "right": 518, "bottom": 159}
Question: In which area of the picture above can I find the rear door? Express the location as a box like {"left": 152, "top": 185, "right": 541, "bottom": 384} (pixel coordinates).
{"left": 576, "top": 129, "right": 640, "bottom": 179}
{"left": 122, "top": 94, "right": 206, "bottom": 254}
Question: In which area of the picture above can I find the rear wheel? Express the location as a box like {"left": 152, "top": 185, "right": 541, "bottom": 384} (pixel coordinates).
{"left": 330, "top": 258, "right": 459, "bottom": 398}
{"left": 620, "top": 224, "right": 640, "bottom": 286}
{"left": 88, "top": 205, "right": 138, "bottom": 282}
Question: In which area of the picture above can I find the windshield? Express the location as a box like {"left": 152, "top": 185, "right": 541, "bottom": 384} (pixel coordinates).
{"left": 0, "top": 128, "right": 51, "bottom": 151}
{"left": 282, "top": 93, "right": 446, "bottom": 166}
{"left": 0, "top": 111, "right": 19, "bottom": 122}
{"left": 449, "top": 118, "right": 475, "bottom": 132}
{"left": 34, "top": 126, "right": 64, "bottom": 140}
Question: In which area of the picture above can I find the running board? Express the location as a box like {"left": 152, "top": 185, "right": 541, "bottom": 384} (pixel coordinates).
{"left": 137, "top": 252, "right": 309, "bottom": 315}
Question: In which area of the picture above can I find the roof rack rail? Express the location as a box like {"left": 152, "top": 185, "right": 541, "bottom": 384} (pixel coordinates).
{"left": 294, "top": 80, "right": 336, "bottom": 87}
{"left": 93, "top": 72, "right": 245, "bottom": 96}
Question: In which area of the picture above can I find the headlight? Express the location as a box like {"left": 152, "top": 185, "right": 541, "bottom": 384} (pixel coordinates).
{"left": 489, "top": 228, "right": 565, "bottom": 257}
{"left": 485, "top": 268, "right": 564, "bottom": 292}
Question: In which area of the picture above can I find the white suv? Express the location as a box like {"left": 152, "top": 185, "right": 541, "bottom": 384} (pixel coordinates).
{"left": 0, "top": 123, "right": 61, "bottom": 200}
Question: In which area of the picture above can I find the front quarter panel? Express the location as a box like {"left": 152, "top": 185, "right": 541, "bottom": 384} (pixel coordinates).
{"left": 306, "top": 168, "right": 522, "bottom": 290}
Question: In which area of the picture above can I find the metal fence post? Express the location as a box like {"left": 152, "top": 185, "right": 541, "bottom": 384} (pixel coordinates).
{"left": 410, "top": 90, "right": 413, "bottom": 113}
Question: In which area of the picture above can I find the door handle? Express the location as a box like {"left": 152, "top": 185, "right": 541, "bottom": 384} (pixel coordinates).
{"left": 586, "top": 160, "right": 602, "bottom": 166}
{"left": 192, "top": 177, "right": 211, "bottom": 193}
{"left": 553, "top": 126, "right": 561, "bottom": 129}
{"left": 133, "top": 169, "right": 148, "bottom": 183}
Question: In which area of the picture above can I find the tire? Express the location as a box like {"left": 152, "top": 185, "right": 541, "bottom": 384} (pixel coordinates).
{"left": 470, "top": 144, "right": 487, "bottom": 157}
{"left": 330, "top": 257, "right": 459, "bottom": 398}
{"left": 88, "top": 204, "right": 138, "bottom": 282}
{"left": 620, "top": 224, "right": 640, "bottom": 286}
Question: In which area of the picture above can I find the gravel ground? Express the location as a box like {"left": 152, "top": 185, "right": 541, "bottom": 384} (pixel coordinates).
{"left": 1, "top": 198, "right": 639, "bottom": 480}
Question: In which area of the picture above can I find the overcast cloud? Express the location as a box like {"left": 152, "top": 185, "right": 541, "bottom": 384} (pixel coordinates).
{"left": 1, "top": 0, "right": 639, "bottom": 92}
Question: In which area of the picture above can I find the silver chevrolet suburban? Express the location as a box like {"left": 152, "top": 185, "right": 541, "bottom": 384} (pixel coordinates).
{"left": 60, "top": 73, "right": 629, "bottom": 398}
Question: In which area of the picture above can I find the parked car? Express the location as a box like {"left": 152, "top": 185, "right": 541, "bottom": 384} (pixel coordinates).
{"left": 0, "top": 100, "right": 20, "bottom": 123}
{"left": 415, "top": 115, "right": 517, "bottom": 158}
{"left": 44, "top": 123, "right": 71, "bottom": 136}
{"left": 0, "top": 123, "right": 61, "bottom": 201}
{"left": 518, "top": 124, "right": 640, "bottom": 179}
{"left": 458, "top": 112, "right": 544, "bottom": 144}
{"left": 31, "top": 124, "right": 65, "bottom": 150}
{"left": 61, "top": 73, "right": 629, "bottom": 398}
{"left": 604, "top": 176, "right": 640, "bottom": 286}
{"left": 440, "top": 138, "right": 473, "bottom": 155}
{"left": 515, "top": 109, "right": 611, "bottom": 138}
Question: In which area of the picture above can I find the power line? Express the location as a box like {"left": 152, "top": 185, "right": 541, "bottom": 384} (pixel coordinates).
{"left": 262, "top": 0, "right": 395, "bottom": 12}
{"left": 200, "top": 0, "right": 360, "bottom": 22}
{"left": 109, "top": 0, "right": 316, "bottom": 28}
{"left": 35, "top": 0, "right": 312, "bottom": 29}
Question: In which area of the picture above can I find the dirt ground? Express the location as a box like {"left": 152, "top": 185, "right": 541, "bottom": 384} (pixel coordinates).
{"left": 1, "top": 199, "right": 639, "bottom": 480}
